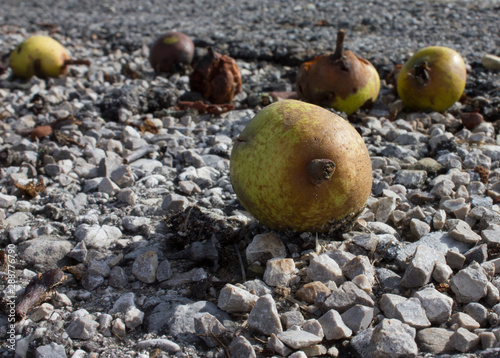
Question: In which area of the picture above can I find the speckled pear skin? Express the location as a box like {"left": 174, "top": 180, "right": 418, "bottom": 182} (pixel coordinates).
{"left": 397, "top": 46, "right": 466, "bottom": 112}
{"left": 230, "top": 99, "right": 372, "bottom": 233}
{"left": 9, "top": 36, "right": 70, "bottom": 79}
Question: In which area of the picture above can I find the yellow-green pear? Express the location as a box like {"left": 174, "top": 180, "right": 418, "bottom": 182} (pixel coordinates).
{"left": 397, "top": 46, "right": 466, "bottom": 112}
{"left": 230, "top": 99, "right": 372, "bottom": 233}
{"left": 9, "top": 36, "right": 86, "bottom": 79}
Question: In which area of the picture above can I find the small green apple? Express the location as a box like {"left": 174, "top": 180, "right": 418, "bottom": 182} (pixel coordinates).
{"left": 230, "top": 99, "right": 372, "bottom": 233}
{"left": 9, "top": 36, "right": 71, "bottom": 79}
{"left": 296, "top": 30, "right": 380, "bottom": 115}
{"left": 397, "top": 46, "right": 466, "bottom": 112}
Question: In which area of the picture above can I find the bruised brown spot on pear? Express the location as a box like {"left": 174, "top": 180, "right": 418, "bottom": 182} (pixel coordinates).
{"left": 307, "top": 159, "right": 336, "bottom": 185}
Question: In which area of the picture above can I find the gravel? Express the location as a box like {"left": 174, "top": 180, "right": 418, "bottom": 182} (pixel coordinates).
{"left": 1, "top": 0, "right": 500, "bottom": 357}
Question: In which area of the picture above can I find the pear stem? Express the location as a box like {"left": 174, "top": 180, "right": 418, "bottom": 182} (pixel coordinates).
{"left": 307, "top": 159, "right": 336, "bottom": 185}
{"left": 332, "top": 29, "right": 346, "bottom": 61}
{"left": 64, "top": 59, "right": 91, "bottom": 66}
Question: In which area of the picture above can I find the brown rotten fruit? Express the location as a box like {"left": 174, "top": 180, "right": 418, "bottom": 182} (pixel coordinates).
{"left": 189, "top": 47, "right": 242, "bottom": 104}
{"left": 149, "top": 31, "right": 194, "bottom": 74}
{"left": 230, "top": 99, "right": 372, "bottom": 233}
{"left": 296, "top": 29, "right": 380, "bottom": 115}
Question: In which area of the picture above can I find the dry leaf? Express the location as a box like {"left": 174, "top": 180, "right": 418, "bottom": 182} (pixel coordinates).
{"left": 14, "top": 178, "right": 45, "bottom": 198}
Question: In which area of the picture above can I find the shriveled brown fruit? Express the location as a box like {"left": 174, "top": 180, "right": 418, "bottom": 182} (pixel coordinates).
{"left": 189, "top": 47, "right": 242, "bottom": 104}
{"left": 149, "top": 31, "right": 194, "bottom": 74}
{"left": 461, "top": 112, "right": 484, "bottom": 130}
{"left": 30, "top": 125, "right": 53, "bottom": 140}
{"left": 296, "top": 29, "right": 380, "bottom": 115}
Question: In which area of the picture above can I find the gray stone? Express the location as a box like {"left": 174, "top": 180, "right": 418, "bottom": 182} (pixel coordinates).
{"left": 449, "top": 220, "right": 482, "bottom": 244}
{"left": 280, "top": 311, "right": 304, "bottom": 330}
{"left": 111, "top": 317, "right": 127, "bottom": 338}
{"left": 110, "top": 292, "right": 136, "bottom": 314}
{"left": 132, "top": 250, "right": 158, "bottom": 283}
{"left": 433, "top": 209, "right": 447, "bottom": 230}
{"left": 395, "top": 297, "right": 431, "bottom": 328}
{"left": 326, "top": 249, "right": 355, "bottom": 268}
{"left": 19, "top": 236, "right": 73, "bottom": 270}
{"left": 156, "top": 259, "right": 173, "bottom": 282}
{"left": 263, "top": 258, "right": 295, "bottom": 287}
{"left": 450, "top": 327, "right": 480, "bottom": 353}
{"left": 194, "top": 313, "right": 226, "bottom": 348}
{"left": 110, "top": 165, "right": 135, "bottom": 187}
{"left": 446, "top": 250, "right": 466, "bottom": 270}
{"left": 430, "top": 178, "right": 455, "bottom": 198}
{"left": 267, "top": 334, "right": 292, "bottom": 356}
{"left": 464, "top": 303, "right": 489, "bottom": 327}
{"left": 482, "top": 228, "right": 500, "bottom": 246}
{"left": 450, "top": 312, "right": 480, "bottom": 330}
{"left": 109, "top": 266, "right": 128, "bottom": 288}
{"left": 302, "top": 319, "right": 324, "bottom": 339}
{"left": 380, "top": 293, "right": 407, "bottom": 319}
{"left": 136, "top": 339, "right": 181, "bottom": 353}
{"left": 117, "top": 188, "right": 137, "bottom": 204}
{"left": 341, "top": 305, "right": 374, "bottom": 334}
{"left": 323, "top": 281, "right": 374, "bottom": 313}
{"left": 161, "top": 193, "right": 190, "bottom": 213}
{"left": 161, "top": 300, "right": 230, "bottom": 342}
{"left": 243, "top": 279, "right": 273, "bottom": 297}
{"left": 125, "top": 307, "right": 144, "bottom": 330}
{"left": 394, "top": 170, "right": 427, "bottom": 189}
{"left": 98, "top": 177, "right": 120, "bottom": 195}
{"left": 35, "top": 342, "right": 67, "bottom": 358}
{"left": 98, "top": 314, "right": 113, "bottom": 336}
{"left": 396, "top": 232, "right": 468, "bottom": 270}
{"left": 217, "top": 284, "right": 258, "bottom": 313}
{"left": 0, "top": 193, "right": 17, "bottom": 208}
{"left": 248, "top": 294, "right": 282, "bottom": 336}
{"left": 350, "top": 327, "right": 373, "bottom": 358}
{"left": 432, "top": 262, "right": 453, "bottom": 283}
{"left": 410, "top": 219, "right": 431, "bottom": 239}
{"left": 417, "top": 328, "right": 454, "bottom": 354}
{"left": 400, "top": 245, "right": 445, "bottom": 288}
{"left": 375, "top": 197, "right": 396, "bottom": 223}
{"left": 342, "top": 255, "right": 375, "bottom": 285}
{"left": 414, "top": 287, "right": 453, "bottom": 324}
{"left": 375, "top": 268, "right": 401, "bottom": 290}
{"left": 74, "top": 224, "right": 121, "bottom": 249}
{"left": 122, "top": 216, "right": 151, "bottom": 232}
{"left": 9, "top": 226, "right": 31, "bottom": 244}
{"left": 66, "top": 241, "right": 87, "bottom": 262}
{"left": 450, "top": 262, "right": 489, "bottom": 303}
{"left": 318, "top": 309, "right": 352, "bottom": 340}
{"left": 307, "top": 253, "right": 344, "bottom": 285}
{"left": 479, "top": 332, "right": 497, "bottom": 350}
{"left": 246, "top": 232, "right": 287, "bottom": 265}
{"left": 66, "top": 317, "right": 99, "bottom": 340}
{"left": 464, "top": 243, "right": 488, "bottom": 264}
{"left": 277, "top": 330, "right": 322, "bottom": 349}
{"left": 369, "top": 319, "right": 418, "bottom": 358}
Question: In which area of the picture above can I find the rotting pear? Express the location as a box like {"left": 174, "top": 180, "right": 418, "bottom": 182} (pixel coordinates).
{"left": 296, "top": 29, "right": 380, "bottom": 116}
{"left": 9, "top": 36, "right": 89, "bottom": 79}
{"left": 149, "top": 31, "right": 194, "bottom": 74}
{"left": 397, "top": 46, "right": 466, "bottom": 112}
{"left": 189, "top": 47, "right": 242, "bottom": 104}
{"left": 230, "top": 99, "right": 372, "bottom": 233}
